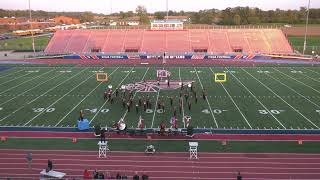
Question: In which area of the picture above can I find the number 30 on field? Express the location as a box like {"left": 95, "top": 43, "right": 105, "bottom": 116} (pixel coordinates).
{"left": 258, "top": 109, "right": 284, "bottom": 115}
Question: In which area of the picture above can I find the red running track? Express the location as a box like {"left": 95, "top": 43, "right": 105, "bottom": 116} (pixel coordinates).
{"left": 0, "top": 149, "right": 320, "bottom": 179}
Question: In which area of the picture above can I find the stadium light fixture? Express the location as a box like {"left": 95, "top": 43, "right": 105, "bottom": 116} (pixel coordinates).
{"left": 303, "top": 0, "right": 311, "bottom": 55}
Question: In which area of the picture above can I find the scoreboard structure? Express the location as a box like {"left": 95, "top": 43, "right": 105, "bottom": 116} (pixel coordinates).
{"left": 151, "top": 20, "right": 183, "bottom": 30}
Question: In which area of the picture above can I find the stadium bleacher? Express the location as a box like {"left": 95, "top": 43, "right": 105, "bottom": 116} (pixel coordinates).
{"left": 44, "top": 29, "right": 294, "bottom": 55}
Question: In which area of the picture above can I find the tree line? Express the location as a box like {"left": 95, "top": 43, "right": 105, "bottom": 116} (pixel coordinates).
{"left": 1, "top": 6, "right": 320, "bottom": 25}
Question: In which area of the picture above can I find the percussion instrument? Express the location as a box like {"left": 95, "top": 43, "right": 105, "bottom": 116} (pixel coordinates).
{"left": 119, "top": 123, "right": 126, "bottom": 131}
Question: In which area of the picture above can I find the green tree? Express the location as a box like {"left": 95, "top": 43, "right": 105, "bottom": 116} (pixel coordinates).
{"left": 154, "top": 12, "right": 165, "bottom": 20}
{"left": 136, "top": 5, "right": 149, "bottom": 24}
{"left": 233, "top": 14, "right": 241, "bottom": 25}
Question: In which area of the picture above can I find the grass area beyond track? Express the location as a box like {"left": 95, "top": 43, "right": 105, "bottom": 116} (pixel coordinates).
{"left": 1, "top": 138, "right": 320, "bottom": 153}
{"left": 0, "top": 65, "right": 320, "bottom": 131}
{"left": 0, "top": 35, "right": 50, "bottom": 51}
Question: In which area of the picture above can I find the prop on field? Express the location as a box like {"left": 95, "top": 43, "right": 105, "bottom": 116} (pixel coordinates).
{"left": 122, "top": 70, "right": 194, "bottom": 93}
{"left": 96, "top": 72, "right": 108, "bottom": 82}
{"left": 77, "top": 118, "right": 89, "bottom": 130}
{"left": 118, "top": 118, "right": 126, "bottom": 131}
{"left": 145, "top": 145, "right": 156, "bottom": 155}
{"left": 214, "top": 73, "right": 227, "bottom": 83}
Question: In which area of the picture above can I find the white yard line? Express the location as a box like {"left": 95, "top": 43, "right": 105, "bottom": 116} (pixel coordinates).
{"left": 89, "top": 67, "right": 134, "bottom": 124}
{"left": 55, "top": 67, "right": 119, "bottom": 127}
{"left": 179, "top": 67, "right": 186, "bottom": 128}
{"left": 226, "top": 68, "right": 286, "bottom": 129}
{"left": 291, "top": 67, "right": 320, "bottom": 83}
{"left": 193, "top": 67, "right": 219, "bottom": 128}
{"left": 265, "top": 70, "right": 320, "bottom": 109}
{"left": 0, "top": 71, "right": 34, "bottom": 87}
{"left": 0, "top": 68, "right": 25, "bottom": 78}
{"left": 303, "top": 67, "right": 320, "bottom": 75}
{"left": 210, "top": 67, "right": 252, "bottom": 129}
{"left": 24, "top": 67, "right": 106, "bottom": 126}
{"left": 0, "top": 68, "right": 56, "bottom": 96}
{"left": 121, "top": 67, "right": 150, "bottom": 126}
{"left": 27, "top": 68, "right": 88, "bottom": 105}
{"left": 273, "top": 68, "right": 320, "bottom": 94}
{"left": 242, "top": 68, "right": 319, "bottom": 129}
{"left": 0, "top": 68, "right": 74, "bottom": 106}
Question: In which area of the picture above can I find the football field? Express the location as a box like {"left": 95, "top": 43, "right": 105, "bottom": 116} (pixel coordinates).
{"left": 0, "top": 65, "right": 320, "bottom": 130}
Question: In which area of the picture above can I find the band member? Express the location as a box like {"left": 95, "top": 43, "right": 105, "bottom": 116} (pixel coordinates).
{"left": 170, "top": 116, "right": 177, "bottom": 129}
{"left": 202, "top": 88, "right": 207, "bottom": 100}
{"left": 143, "top": 101, "right": 147, "bottom": 112}
{"left": 160, "top": 121, "right": 166, "bottom": 135}
{"left": 115, "top": 88, "right": 119, "bottom": 97}
{"left": 191, "top": 82, "right": 194, "bottom": 92}
{"left": 179, "top": 103, "right": 182, "bottom": 114}
{"left": 167, "top": 79, "right": 170, "bottom": 87}
{"left": 157, "top": 99, "right": 161, "bottom": 110}
{"left": 104, "top": 91, "right": 108, "bottom": 100}
{"left": 181, "top": 82, "right": 184, "bottom": 90}
{"left": 122, "top": 98, "right": 126, "bottom": 109}
{"left": 185, "top": 116, "right": 191, "bottom": 127}
{"left": 110, "top": 96, "right": 114, "bottom": 104}
{"left": 184, "top": 93, "right": 189, "bottom": 102}
{"left": 188, "top": 100, "right": 192, "bottom": 111}
{"left": 169, "top": 96, "right": 173, "bottom": 106}
{"left": 79, "top": 110, "right": 84, "bottom": 121}
{"left": 138, "top": 116, "right": 144, "bottom": 129}
{"left": 148, "top": 100, "right": 152, "bottom": 109}
{"left": 138, "top": 97, "right": 142, "bottom": 106}
{"left": 173, "top": 107, "right": 177, "bottom": 117}
{"left": 100, "top": 128, "right": 106, "bottom": 143}
{"left": 195, "top": 94, "right": 198, "bottom": 104}
{"left": 161, "top": 101, "right": 165, "bottom": 111}
{"left": 135, "top": 103, "right": 139, "bottom": 114}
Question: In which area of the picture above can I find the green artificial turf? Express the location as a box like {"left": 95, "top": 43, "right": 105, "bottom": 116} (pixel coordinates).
{"left": 0, "top": 65, "right": 320, "bottom": 131}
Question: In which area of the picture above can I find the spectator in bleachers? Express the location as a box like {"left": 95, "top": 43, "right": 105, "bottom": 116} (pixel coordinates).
{"left": 116, "top": 172, "right": 121, "bottom": 179}
{"left": 47, "top": 159, "right": 53, "bottom": 171}
{"left": 133, "top": 171, "right": 139, "bottom": 180}
{"left": 142, "top": 173, "right": 149, "bottom": 180}
{"left": 237, "top": 172, "right": 242, "bottom": 180}
{"left": 83, "top": 169, "right": 91, "bottom": 179}
{"left": 98, "top": 172, "right": 105, "bottom": 179}
{"left": 93, "top": 170, "right": 99, "bottom": 179}
{"left": 26, "top": 152, "right": 32, "bottom": 169}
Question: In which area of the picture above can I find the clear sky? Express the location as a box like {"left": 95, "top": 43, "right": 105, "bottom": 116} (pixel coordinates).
{"left": 1, "top": 0, "right": 319, "bottom": 14}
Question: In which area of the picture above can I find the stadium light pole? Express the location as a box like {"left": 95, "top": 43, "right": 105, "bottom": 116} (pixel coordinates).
{"left": 29, "top": 0, "right": 36, "bottom": 54}
{"left": 166, "top": 0, "right": 169, "bottom": 21}
{"left": 303, "top": 0, "right": 311, "bottom": 55}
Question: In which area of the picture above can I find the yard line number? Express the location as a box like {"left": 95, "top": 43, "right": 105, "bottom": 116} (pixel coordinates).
{"left": 291, "top": 70, "right": 303, "bottom": 74}
{"left": 258, "top": 109, "right": 285, "bottom": 115}
{"left": 85, "top": 108, "right": 110, "bottom": 113}
{"left": 32, "top": 108, "right": 55, "bottom": 113}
